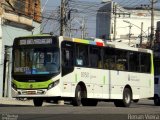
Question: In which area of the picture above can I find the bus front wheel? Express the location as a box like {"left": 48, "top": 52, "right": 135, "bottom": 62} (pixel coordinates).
{"left": 114, "top": 88, "right": 132, "bottom": 107}
{"left": 72, "top": 85, "right": 82, "bottom": 106}
{"left": 33, "top": 98, "right": 43, "bottom": 107}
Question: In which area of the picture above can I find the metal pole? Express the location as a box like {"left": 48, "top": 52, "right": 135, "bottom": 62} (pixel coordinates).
{"left": 150, "top": 0, "right": 156, "bottom": 48}
{"left": 113, "top": 3, "right": 117, "bottom": 41}
{"left": 129, "top": 24, "right": 132, "bottom": 46}
{"left": 60, "top": 0, "right": 65, "bottom": 36}
{"left": 140, "top": 22, "right": 143, "bottom": 47}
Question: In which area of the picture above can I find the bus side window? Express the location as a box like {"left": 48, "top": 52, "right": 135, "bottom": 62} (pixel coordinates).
{"left": 140, "top": 53, "right": 151, "bottom": 73}
{"left": 128, "top": 52, "right": 140, "bottom": 72}
{"left": 116, "top": 50, "right": 128, "bottom": 71}
{"left": 89, "top": 46, "right": 102, "bottom": 68}
{"left": 61, "top": 41, "right": 74, "bottom": 76}
{"left": 104, "top": 47, "right": 116, "bottom": 70}
{"left": 76, "top": 43, "right": 89, "bottom": 67}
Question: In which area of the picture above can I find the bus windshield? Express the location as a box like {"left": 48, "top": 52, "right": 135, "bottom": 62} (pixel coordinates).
{"left": 13, "top": 47, "right": 60, "bottom": 75}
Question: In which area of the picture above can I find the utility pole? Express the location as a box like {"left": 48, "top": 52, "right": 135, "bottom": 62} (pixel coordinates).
{"left": 150, "top": 0, "right": 157, "bottom": 48}
{"left": 140, "top": 22, "right": 143, "bottom": 47}
{"left": 80, "top": 16, "right": 87, "bottom": 39}
{"left": 113, "top": 3, "right": 117, "bottom": 41}
{"left": 128, "top": 24, "right": 132, "bottom": 46}
{"left": 60, "top": 0, "right": 65, "bottom": 36}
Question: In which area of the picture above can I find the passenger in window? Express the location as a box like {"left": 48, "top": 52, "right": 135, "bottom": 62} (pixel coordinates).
{"left": 90, "top": 54, "right": 98, "bottom": 67}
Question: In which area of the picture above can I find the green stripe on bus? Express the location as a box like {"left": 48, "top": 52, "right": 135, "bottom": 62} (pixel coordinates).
{"left": 151, "top": 53, "right": 154, "bottom": 75}
{"left": 75, "top": 74, "right": 78, "bottom": 82}
{"left": 12, "top": 79, "right": 53, "bottom": 89}
{"left": 103, "top": 76, "right": 106, "bottom": 84}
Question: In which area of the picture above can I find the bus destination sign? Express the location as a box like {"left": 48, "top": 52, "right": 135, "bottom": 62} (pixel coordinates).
{"left": 19, "top": 39, "right": 52, "bottom": 45}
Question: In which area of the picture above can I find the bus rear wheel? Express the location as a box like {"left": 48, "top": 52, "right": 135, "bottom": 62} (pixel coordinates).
{"left": 114, "top": 88, "right": 132, "bottom": 107}
{"left": 33, "top": 98, "right": 43, "bottom": 107}
{"left": 72, "top": 85, "right": 82, "bottom": 106}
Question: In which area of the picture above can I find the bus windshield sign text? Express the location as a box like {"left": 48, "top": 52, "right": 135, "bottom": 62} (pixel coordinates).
{"left": 19, "top": 39, "right": 52, "bottom": 45}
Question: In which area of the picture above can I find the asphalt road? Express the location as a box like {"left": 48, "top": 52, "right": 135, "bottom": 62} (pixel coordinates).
{"left": 0, "top": 99, "right": 160, "bottom": 120}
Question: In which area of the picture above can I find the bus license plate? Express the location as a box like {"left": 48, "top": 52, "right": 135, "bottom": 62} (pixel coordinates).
{"left": 27, "top": 91, "right": 36, "bottom": 95}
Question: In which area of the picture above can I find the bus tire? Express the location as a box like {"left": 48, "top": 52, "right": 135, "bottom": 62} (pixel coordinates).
{"left": 154, "top": 95, "right": 160, "bottom": 106}
{"left": 72, "top": 85, "right": 82, "bottom": 106}
{"left": 82, "top": 99, "right": 98, "bottom": 106}
{"left": 114, "top": 88, "right": 132, "bottom": 107}
{"left": 33, "top": 98, "right": 43, "bottom": 107}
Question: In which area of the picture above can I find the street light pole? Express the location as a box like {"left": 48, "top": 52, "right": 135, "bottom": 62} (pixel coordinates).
{"left": 123, "top": 20, "right": 148, "bottom": 47}
{"left": 113, "top": 2, "right": 117, "bottom": 41}
{"left": 140, "top": 22, "right": 143, "bottom": 47}
{"left": 150, "top": 0, "right": 154, "bottom": 48}
{"left": 60, "top": 0, "right": 65, "bottom": 36}
{"left": 128, "top": 24, "right": 132, "bottom": 46}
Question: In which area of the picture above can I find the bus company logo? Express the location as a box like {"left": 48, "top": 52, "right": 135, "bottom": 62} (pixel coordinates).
{"left": 30, "top": 84, "right": 33, "bottom": 89}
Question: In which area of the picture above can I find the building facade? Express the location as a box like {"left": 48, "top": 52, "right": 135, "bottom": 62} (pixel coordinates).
{"left": 96, "top": 2, "right": 160, "bottom": 46}
{"left": 0, "top": 0, "right": 41, "bottom": 97}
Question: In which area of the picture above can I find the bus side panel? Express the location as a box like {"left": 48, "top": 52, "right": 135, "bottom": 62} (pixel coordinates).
{"left": 90, "top": 69, "right": 110, "bottom": 99}
{"left": 61, "top": 67, "right": 94, "bottom": 98}
{"left": 73, "top": 67, "right": 93, "bottom": 98}
{"left": 110, "top": 71, "right": 154, "bottom": 100}
{"left": 61, "top": 72, "right": 75, "bottom": 97}
{"left": 110, "top": 71, "right": 142, "bottom": 100}
{"left": 139, "top": 74, "right": 154, "bottom": 98}
{"left": 110, "top": 71, "right": 126, "bottom": 99}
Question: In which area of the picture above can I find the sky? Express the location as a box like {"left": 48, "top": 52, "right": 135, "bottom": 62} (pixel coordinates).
{"left": 40, "top": 0, "right": 160, "bottom": 37}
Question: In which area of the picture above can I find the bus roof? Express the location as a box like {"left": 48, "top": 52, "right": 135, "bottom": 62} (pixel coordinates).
{"left": 59, "top": 36, "right": 152, "bottom": 54}
{"left": 14, "top": 35, "right": 152, "bottom": 54}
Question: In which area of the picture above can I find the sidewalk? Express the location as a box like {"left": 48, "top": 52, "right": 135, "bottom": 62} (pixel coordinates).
{"left": 0, "top": 97, "right": 33, "bottom": 106}
{"left": 0, "top": 98, "right": 65, "bottom": 106}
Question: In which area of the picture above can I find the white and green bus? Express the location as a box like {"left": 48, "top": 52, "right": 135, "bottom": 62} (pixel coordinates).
{"left": 12, "top": 35, "right": 154, "bottom": 107}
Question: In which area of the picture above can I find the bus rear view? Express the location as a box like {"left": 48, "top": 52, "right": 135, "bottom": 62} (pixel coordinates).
{"left": 12, "top": 35, "right": 60, "bottom": 106}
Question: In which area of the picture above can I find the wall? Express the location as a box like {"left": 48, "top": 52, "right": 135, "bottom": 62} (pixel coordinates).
{"left": 0, "top": 0, "right": 42, "bottom": 97}
{"left": 114, "top": 10, "right": 160, "bottom": 45}
{"left": 96, "top": 3, "right": 160, "bottom": 45}
{"left": 0, "top": 20, "right": 41, "bottom": 98}
{"left": 0, "top": 17, "right": 3, "bottom": 98}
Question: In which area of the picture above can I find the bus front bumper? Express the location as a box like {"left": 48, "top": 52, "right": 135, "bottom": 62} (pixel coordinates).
{"left": 12, "top": 86, "right": 61, "bottom": 98}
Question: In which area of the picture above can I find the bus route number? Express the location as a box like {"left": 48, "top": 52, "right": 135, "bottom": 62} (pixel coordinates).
{"left": 81, "top": 72, "right": 89, "bottom": 78}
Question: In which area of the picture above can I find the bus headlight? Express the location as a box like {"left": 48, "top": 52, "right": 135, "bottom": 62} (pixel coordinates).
{"left": 12, "top": 82, "right": 17, "bottom": 91}
{"left": 48, "top": 80, "right": 59, "bottom": 90}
